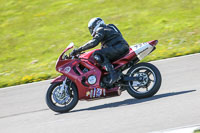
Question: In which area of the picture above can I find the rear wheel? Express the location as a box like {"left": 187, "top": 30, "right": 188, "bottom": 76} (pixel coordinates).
{"left": 46, "top": 81, "right": 78, "bottom": 113}
{"left": 126, "top": 62, "right": 162, "bottom": 99}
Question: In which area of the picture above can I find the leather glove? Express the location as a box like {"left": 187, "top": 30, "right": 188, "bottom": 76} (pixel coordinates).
{"left": 70, "top": 48, "right": 80, "bottom": 56}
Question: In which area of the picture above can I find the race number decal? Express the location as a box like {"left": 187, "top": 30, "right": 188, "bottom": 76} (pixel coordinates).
{"left": 86, "top": 88, "right": 106, "bottom": 98}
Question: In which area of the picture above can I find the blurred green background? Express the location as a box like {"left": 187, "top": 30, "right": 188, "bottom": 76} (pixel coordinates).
{"left": 0, "top": 0, "right": 200, "bottom": 88}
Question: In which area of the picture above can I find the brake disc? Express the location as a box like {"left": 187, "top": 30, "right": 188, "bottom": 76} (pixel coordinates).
{"left": 53, "top": 86, "right": 70, "bottom": 105}
{"left": 132, "top": 72, "right": 149, "bottom": 87}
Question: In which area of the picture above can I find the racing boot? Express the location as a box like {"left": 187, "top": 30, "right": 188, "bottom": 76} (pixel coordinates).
{"left": 104, "top": 63, "right": 121, "bottom": 85}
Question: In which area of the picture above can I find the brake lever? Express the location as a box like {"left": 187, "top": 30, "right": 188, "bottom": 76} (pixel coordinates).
{"left": 80, "top": 52, "right": 85, "bottom": 54}
{"left": 69, "top": 51, "right": 84, "bottom": 59}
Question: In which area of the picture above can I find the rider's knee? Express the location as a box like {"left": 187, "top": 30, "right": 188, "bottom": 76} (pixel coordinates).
{"left": 93, "top": 53, "right": 104, "bottom": 64}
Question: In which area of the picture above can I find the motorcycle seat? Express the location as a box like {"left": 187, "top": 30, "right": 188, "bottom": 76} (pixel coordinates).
{"left": 112, "top": 48, "right": 136, "bottom": 65}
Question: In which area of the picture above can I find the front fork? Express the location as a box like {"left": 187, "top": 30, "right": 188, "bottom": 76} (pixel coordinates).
{"left": 53, "top": 76, "right": 70, "bottom": 97}
{"left": 59, "top": 77, "right": 68, "bottom": 94}
{"left": 51, "top": 75, "right": 74, "bottom": 97}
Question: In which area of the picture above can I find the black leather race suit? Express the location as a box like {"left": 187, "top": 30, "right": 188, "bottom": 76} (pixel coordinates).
{"left": 79, "top": 24, "right": 129, "bottom": 64}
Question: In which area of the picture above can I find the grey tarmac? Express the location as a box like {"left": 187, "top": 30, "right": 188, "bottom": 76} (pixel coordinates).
{"left": 0, "top": 53, "right": 200, "bottom": 133}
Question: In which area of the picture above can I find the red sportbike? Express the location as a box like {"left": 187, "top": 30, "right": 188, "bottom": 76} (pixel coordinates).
{"left": 46, "top": 40, "right": 162, "bottom": 113}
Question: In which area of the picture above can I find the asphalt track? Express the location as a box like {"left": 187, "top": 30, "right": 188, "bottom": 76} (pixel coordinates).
{"left": 0, "top": 53, "right": 200, "bottom": 133}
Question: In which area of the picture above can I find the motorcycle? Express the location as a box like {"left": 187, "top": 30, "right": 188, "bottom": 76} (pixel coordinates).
{"left": 46, "top": 40, "right": 162, "bottom": 113}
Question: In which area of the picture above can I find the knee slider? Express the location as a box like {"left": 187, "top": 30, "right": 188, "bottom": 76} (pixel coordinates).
{"left": 94, "top": 54, "right": 104, "bottom": 63}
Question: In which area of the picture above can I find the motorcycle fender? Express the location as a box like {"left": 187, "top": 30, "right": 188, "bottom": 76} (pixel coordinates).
{"left": 51, "top": 75, "right": 66, "bottom": 84}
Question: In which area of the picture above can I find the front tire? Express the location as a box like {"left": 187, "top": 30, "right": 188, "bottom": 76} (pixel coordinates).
{"left": 126, "top": 62, "right": 162, "bottom": 99}
{"left": 46, "top": 82, "right": 78, "bottom": 113}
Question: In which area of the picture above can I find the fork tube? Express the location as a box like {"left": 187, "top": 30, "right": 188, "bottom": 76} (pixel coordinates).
{"left": 60, "top": 77, "right": 68, "bottom": 92}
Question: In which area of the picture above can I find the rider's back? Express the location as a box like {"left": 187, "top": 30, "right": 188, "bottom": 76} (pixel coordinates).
{"left": 96, "top": 24, "right": 128, "bottom": 48}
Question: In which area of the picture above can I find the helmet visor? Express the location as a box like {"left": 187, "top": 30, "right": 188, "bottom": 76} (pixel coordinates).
{"left": 89, "top": 27, "right": 93, "bottom": 35}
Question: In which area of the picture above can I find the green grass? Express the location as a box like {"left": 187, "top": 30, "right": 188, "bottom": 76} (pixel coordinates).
{"left": 194, "top": 129, "right": 200, "bottom": 133}
{"left": 0, "top": 0, "right": 200, "bottom": 88}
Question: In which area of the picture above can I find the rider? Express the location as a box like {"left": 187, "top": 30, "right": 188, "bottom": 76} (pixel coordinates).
{"left": 70, "top": 17, "right": 129, "bottom": 84}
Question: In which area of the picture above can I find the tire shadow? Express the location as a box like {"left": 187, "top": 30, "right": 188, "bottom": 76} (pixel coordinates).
{"left": 70, "top": 90, "right": 196, "bottom": 113}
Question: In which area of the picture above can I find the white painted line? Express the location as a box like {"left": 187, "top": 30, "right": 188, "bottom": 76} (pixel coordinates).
{"left": 150, "top": 53, "right": 200, "bottom": 63}
{"left": 0, "top": 79, "right": 52, "bottom": 91}
{"left": 150, "top": 124, "right": 200, "bottom": 133}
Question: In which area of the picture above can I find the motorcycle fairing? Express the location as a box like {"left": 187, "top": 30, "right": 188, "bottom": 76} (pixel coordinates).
{"left": 52, "top": 48, "right": 138, "bottom": 100}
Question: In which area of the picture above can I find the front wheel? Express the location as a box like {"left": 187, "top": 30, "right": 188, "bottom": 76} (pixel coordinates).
{"left": 126, "top": 62, "right": 162, "bottom": 99}
{"left": 46, "top": 81, "right": 78, "bottom": 113}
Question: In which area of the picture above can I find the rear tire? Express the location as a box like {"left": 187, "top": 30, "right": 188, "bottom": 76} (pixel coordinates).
{"left": 126, "top": 62, "right": 162, "bottom": 99}
{"left": 46, "top": 82, "right": 78, "bottom": 113}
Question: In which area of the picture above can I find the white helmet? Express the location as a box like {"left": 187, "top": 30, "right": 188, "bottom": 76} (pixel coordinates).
{"left": 88, "top": 17, "right": 105, "bottom": 36}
